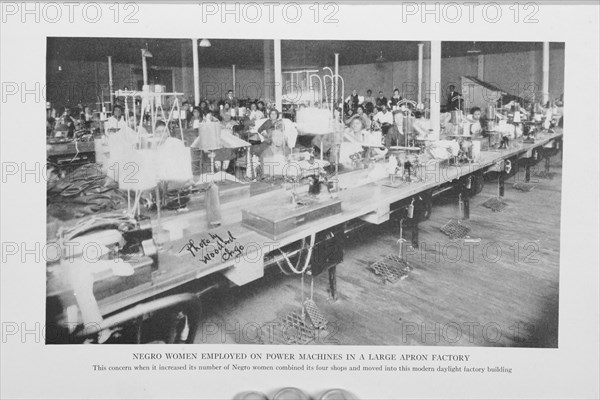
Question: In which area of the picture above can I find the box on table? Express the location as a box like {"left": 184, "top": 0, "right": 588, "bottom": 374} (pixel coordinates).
{"left": 242, "top": 198, "right": 342, "bottom": 240}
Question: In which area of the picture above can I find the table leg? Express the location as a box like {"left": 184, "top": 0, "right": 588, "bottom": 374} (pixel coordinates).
{"left": 461, "top": 181, "right": 470, "bottom": 220}
{"left": 499, "top": 169, "right": 505, "bottom": 197}
{"left": 525, "top": 159, "right": 531, "bottom": 183}
{"left": 328, "top": 265, "right": 337, "bottom": 301}
{"left": 411, "top": 220, "right": 419, "bottom": 249}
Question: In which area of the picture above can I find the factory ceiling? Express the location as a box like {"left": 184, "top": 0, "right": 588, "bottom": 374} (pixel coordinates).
{"left": 47, "top": 37, "right": 564, "bottom": 70}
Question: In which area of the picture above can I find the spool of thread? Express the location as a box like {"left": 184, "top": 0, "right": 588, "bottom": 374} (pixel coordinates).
{"left": 206, "top": 183, "right": 222, "bottom": 227}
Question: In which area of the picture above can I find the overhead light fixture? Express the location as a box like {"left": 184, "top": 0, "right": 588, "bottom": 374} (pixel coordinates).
{"left": 467, "top": 41, "right": 481, "bottom": 54}
{"left": 376, "top": 50, "right": 387, "bottom": 63}
{"left": 199, "top": 38, "right": 211, "bottom": 48}
{"left": 142, "top": 42, "right": 153, "bottom": 58}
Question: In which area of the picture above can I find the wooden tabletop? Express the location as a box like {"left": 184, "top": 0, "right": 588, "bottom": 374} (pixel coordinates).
{"left": 47, "top": 129, "right": 563, "bottom": 315}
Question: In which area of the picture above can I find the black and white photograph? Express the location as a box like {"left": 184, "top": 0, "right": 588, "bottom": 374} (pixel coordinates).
{"left": 1, "top": 2, "right": 598, "bottom": 400}
{"left": 44, "top": 37, "right": 566, "bottom": 348}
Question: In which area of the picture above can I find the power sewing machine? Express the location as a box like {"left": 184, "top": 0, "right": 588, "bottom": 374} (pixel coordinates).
{"left": 48, "top": 213, "right": 159, "bottom": 304}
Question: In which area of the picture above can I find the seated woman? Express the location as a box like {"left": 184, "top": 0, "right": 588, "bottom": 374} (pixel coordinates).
{"left": 155, "top": 120, "right": 181, "bottom": 148}
{"left": 253, "top": 109, "right": 281, "bottom": 162}
{"left": 195, "top": 118, "right": 237, "bottom": 174}
{"left": 338, "top": 116, "right": 386, "bottom": 167}
{"left": 220, "top": 103, "right": 233, "bottom": 123}
{"left": 388, "top": 88, "right": 402, "bottom": 109}
{"left": 385, "top": 110, "right": 407, "bottom": 147}
{"left": 256, "top": 101, "right": 266, "bottom": 116}
{"left": 190, "top": 107, "right": 203, "bottom": 129}
{"left": 373, "top": 105, "right": 393, "bottom": 135}
{"left": 198, "top": 100, "right": 209, "bottom": 115}
{"left": 466, "top": 106, "right": 482, "bottom": 136}
{"left": 412, "top": 111, "right": 437, "bottom": 141}
{"left": 344, "top": 105, "right": 371, "bottom": 129}
{"left": 248, "top": 102, "right": 264, "bottom": 121}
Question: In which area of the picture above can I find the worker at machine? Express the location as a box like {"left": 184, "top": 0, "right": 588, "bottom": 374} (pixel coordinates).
{"left": 374, "top": 105, "right": 393, "bottom": 134}
{"left": 385, "top": 110, "right": 407, "bottom": 147}
{"left": 105, "top": 105, "right": 128, "bottom": 133}
{"left": 198, "top": 100, "right": 209, "bottom": 117}
{"left": 345, "top": 105, "right": 371, "bottom": 129}
{"left": 223, "top": 89, "right": 239, "bottom": 108}
{"left": 388, "top": 88, "right": 403, "bottom": 109}
{"left": 258, "top": 109, "right": 282, "bottom": 135}
{"left": 220, "top": 103, "right": 233, "bottom": 123}
{"left": 376, "top": 91, "right": 388, "bottom": 109}
{"left": 80, "top": 105, "right": 94, "bottom": 126}
{"left": 364, "top": 89, "right": 376, "bottom": 113}
{"left": 251, "top": 109, "right": 282, "bottom": 164}
{"left": 55, "top": 107, "right": 76, "bottom": 138}
{"left": 248, "top": 102, "right": 264, "bottom": 121}
{"left": 181, "top": 101, "right": 192, "bottom": 125}
{"left": 190, "top": 107, "right": 203, "bottom": 129}
{"left": 466, "top": 106, "right": 483, "bottom": 136}
{"left": 345, "top": 89, "right": 361, "bottom": 115}
{"left": 256, "top": 101, "right": 266, "bottom": 116}
{"left": 447, "top": 85, "right": 463, "bottom": 111}
{"left": 412, "top": 111, "right": 436, "bottom": 141}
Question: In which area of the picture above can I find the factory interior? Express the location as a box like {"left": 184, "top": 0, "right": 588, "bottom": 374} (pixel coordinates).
{"left": 45, "top": 38, "right": 564, "bottom": 346}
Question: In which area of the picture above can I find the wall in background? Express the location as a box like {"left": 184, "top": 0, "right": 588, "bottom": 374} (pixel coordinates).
{"left": 46, "top": 46, "right": 564, "bottom": 110}
{"left": 483, "top": 48, "right": 565, "bottom": 102}
{"left": 337, "top": 47, "right": 565, "bottom": 105}
{"left": 337, "top": 58, "right": 432, "bottom": 103}
{"left": 47, "top": 59, "right": 265, "bottom": 108}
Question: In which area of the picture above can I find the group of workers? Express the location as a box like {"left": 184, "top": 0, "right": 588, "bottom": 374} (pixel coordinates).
{"left": 47, "top": 83, "right": 563, "bottom": 179}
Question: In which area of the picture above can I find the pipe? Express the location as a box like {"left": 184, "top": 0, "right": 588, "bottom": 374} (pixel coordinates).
{"left": 417, "top": 44, "right": 424, "bottom": 105}
{"left": 309, "top": 74, "right": 324, "bottom": 105}
{"left": 334, "top": 53, "right": 339, "bottom": 109}
{"left": 542, "top": 41, "right": 550, "bottom": 105}
{"left": 107, "top": 56, "right": 114, "bottom": 108}
{"left": 323, "top": 66, "right": 334, "bottom": 112}
{"left": 430, "top": 41, "right": 441, "bottom": 136}
{"left": 232, "top": 64, "right": 236, "bottom": 97}
{"left": 192, "top": 39, "right": 200, "bottom": 106}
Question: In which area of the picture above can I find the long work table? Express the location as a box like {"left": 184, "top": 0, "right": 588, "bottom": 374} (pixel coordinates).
{"left": 47, "top": 129, "right": 563, "bottom": 317}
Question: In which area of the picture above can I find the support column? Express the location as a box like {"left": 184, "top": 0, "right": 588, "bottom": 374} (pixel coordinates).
{"left": 542, "top": 41, "right": 550, "bottom": 105}
{"left": 274, "top": 39, "right": 283, "bottom": 112}
{"left": 429, "top": 41, "right": 441, "bottom": 136}
{"left": 263, "top": 40, "right": 274, "bottom": 102}
{"left": 141, "top": 50, "right": 149, "bottom": 86}
{"left": 192, "top": 39, "right": 200, "bottom": 106}
{"left": 417, "top": 44, "right": 424, "bottom": 104}
{"left": 107, "top": 56, "right": 114, "bottom": 107}
{"left": 477, "top": 54, "right": 484, "bottom": 80}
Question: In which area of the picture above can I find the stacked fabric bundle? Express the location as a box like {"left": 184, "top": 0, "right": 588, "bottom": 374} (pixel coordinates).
{"left": 47, "top": 163, "right": 127, "bottom": 220}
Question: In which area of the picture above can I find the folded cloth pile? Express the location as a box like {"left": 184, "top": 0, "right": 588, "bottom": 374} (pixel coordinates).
{"left": 47, "top": 163, "right": 127, "bottom": 220}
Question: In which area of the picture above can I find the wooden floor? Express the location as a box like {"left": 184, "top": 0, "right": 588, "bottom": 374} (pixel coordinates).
{"left": 195, "top": 154, "right": 562, "bottom": 347}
